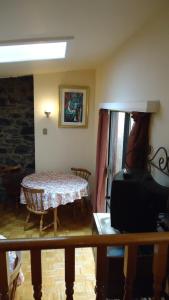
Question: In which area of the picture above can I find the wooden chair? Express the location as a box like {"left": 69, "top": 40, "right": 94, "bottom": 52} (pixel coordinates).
{"left": 71, "top": 167, "right": 91, "bottom": 181}
{"left": 21, "top": 185, "right": 54, "bottom": 235}
{"left": 1, "top": 164, "right": 23, "bottom": 209}
{"left": 0, "top": 164, "right": 22, "bottom": 177}
{"left": 71, "top": 167, "right": 91, "bottom": 214}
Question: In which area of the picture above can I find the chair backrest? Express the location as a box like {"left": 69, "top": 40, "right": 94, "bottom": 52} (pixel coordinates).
{"left": 21, "top": 185, "right": 45, "bottom": 213}
{"left": 71, "top": 167, "right": 91, "bottom": 181}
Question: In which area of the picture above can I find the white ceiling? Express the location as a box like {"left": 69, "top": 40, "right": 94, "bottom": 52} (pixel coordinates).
{"left": 0, "top": 0, "right": 168, "bottom": 77}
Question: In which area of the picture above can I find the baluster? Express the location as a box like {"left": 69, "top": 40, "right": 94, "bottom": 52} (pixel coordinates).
{"left": 153, "top": 243, "right": 168, "bottom": 300}
{"left": 65, "top": 247, "right": 75, "bottom": 300}
{"left": 95, "top": 246, "right": 107, "bottom": 300}
{"left": 30, "top": 249, "right": 42, "bottom": 300}
{"left": 123, "top": 245, "right": 138, "bottom": 300}
{"left": 0, "top": 251, "right": 9, "bottom": 300}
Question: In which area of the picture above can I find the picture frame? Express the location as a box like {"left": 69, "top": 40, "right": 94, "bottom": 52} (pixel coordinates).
{"left": 58, "top": 85, "right": 89, "bottom": 128}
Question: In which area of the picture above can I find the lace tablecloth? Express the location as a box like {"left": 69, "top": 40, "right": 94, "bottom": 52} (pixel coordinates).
{"left": 20, "top": 171, "right": 88, "bottom": 210}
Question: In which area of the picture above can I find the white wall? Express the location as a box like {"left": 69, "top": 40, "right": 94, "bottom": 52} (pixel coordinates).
{"left": 34, "top": 70, "right": 95, "bottom": 177}
{"left": 95, "top": 8, "right": 169, "bottom": 185}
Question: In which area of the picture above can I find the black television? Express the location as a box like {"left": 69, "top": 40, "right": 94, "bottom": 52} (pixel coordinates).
{"left": 110, "top": 169, "right": 169, "bottom": 233}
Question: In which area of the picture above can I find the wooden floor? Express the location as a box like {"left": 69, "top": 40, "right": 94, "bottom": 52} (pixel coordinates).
{"left": 0, "top": 200, "right": 96, "bottom": 300}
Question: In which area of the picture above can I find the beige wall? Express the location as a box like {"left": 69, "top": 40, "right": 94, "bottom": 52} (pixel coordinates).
{"left": 34, "top": 70, "right": 95, "bottom": 177}
{"left": 96, "top": 8, "right": 169, "bottom": 149}
{"left": 95, "top": 8, "right": 169, "bottom": 185}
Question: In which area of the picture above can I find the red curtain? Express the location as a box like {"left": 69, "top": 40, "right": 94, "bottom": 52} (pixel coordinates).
{"left": 125, "top": 112, "right": 151, "bottom": 171}
{"left": 94, "top": 109, "right": 109, "bottom": 212}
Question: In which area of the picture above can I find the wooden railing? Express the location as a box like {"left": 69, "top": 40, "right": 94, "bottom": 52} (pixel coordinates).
{"left": 0, "top": 232, "right": 169, "bottom": 300}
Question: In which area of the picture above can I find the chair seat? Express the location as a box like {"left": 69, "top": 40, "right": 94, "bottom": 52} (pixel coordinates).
{"left": 27, "top": 205, "right": 49, "bottom": 215}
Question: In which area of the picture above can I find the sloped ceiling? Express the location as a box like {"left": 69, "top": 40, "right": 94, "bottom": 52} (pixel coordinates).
{"left": 0, "top": 0, "right": 168, "bottom": 76}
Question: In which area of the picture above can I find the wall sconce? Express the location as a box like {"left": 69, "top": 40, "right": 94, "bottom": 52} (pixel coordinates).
{"left": 44, "top": 111, "right": 51, "bottom": 118}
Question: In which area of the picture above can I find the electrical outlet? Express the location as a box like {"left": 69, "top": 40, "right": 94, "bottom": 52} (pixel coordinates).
{"left": 43, "top": 128, "right": 47, "bottom": 135}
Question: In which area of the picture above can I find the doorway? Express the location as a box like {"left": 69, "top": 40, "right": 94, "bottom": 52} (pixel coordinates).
{"left": 106, "top": 111, "right": 133, "bottom": 212}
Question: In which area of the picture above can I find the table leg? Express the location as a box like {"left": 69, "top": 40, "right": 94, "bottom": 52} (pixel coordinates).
{"left": 53, "top": 208, "right": 57, "bottom": 235}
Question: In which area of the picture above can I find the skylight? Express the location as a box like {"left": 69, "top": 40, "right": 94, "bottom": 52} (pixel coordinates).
{"left": 0, "top": 41, "right": 67, "bottom": 63}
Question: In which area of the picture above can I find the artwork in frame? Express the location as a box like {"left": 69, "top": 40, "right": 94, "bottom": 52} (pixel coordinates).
{"left": 58, "top": 85, "right": 89, "bottom": 128}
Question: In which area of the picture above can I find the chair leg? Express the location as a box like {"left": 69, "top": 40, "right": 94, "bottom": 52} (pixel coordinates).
{"left": 83, "top": 197, "right": 89, "bottom": 212}
{"left": 40, "top": 215, "right": 44, "bottom": 235}
{"left": 81, "top": 196, "right": 91, "bottom": 213}
{"left": 80, "top": 199, "right": 85, "bottom": 213}
{"left": 72, "top": 200, "right": 82, "bottom": 219}
{"left": 24, "top": 212, "right": 31, "bottom": 230}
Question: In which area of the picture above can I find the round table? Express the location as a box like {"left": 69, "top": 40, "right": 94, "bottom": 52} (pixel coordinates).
{"left": 20, "top": 171, "right": 88, "bottom": 233}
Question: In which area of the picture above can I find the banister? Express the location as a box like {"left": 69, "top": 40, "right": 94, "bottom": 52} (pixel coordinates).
{"left": 0, "top": 232, "right": 169, "bottom": 300}
{"left": 0, "top": 232, "right": 169, "bottom": 251}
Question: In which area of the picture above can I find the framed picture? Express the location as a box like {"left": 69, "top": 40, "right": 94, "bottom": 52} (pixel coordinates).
{"left": 58, "top": 85, "right": 89, "bottom": 128}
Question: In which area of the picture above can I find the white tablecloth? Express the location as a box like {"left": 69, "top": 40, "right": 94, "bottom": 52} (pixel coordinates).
{"left": 20, "top": 171, "right": 88, "bottom": 210}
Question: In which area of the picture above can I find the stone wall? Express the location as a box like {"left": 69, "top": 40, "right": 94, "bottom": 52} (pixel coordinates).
{"left": 0, "top": 75, "right": 35, "bottom": 202}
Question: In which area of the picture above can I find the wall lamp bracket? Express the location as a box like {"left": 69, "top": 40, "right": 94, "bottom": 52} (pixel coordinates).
{"left": 44, "top": 111, "right": 51, "bottom": 118}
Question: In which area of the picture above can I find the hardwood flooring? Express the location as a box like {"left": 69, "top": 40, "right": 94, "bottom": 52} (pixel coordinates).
{"left": 0, "top": 201, "right": 95, "bottom": 300}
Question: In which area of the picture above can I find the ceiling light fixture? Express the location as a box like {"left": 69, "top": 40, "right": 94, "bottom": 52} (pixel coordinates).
{"left": 0, "top": 37, "right": 73, "bottom": 63}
